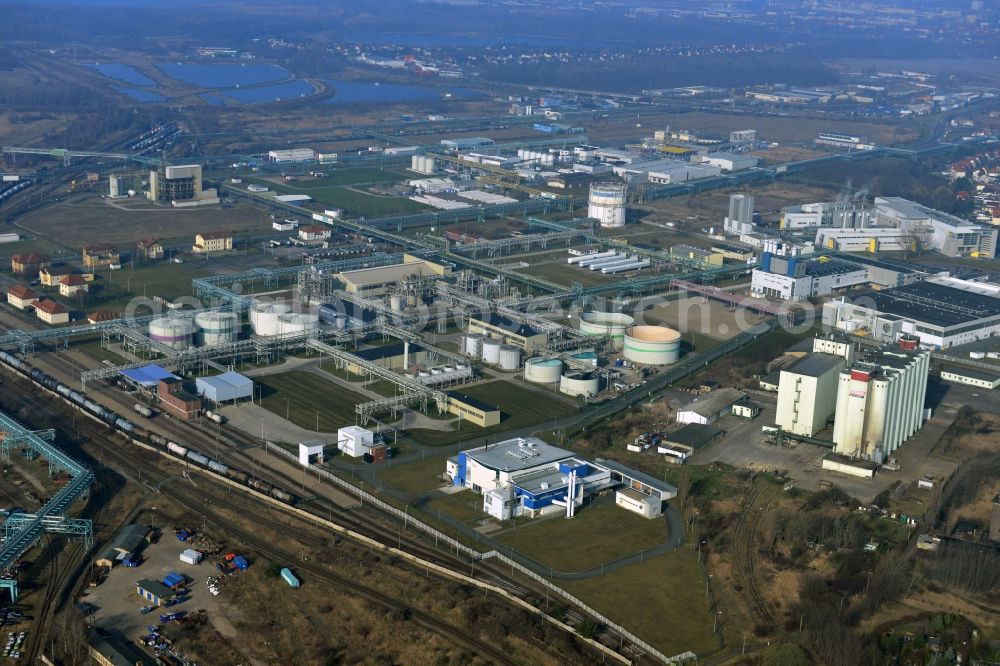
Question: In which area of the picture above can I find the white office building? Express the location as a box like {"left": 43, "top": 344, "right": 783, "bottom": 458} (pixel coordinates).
{"left": 874, "top": 197, "right": 997, "bottom": 258}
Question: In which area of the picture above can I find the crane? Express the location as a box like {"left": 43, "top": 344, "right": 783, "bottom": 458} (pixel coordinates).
{"left": 2, "top": 146, "right": 162, "bottom": 167}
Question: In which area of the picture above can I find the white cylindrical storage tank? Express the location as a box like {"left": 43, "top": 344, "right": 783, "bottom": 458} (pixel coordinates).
{"left": 560, "top": 371, "right": 600, "bottom": 398}
{"left": 425, "top": 157, "right": 435, "bottom": 173}
{"left": 524, "top": 357, "right": 563, "bottom": 384}
{"left": 278, "top": 312, "right": 319, "bottom": 336}
{"left": 579, "top": 312, "right": 635, "bottom": 350}
{"left": 588, "top": 182, "right": 627, "bottom": 228}
{"left": 498, "top": 345, "right": 522, "bottom": 371}
{"left": 411, "top": 155, "right": 421, "bottom": 171}
{"left": 149, "top": 317, "right": 194, "bottom": 350}
{"left": 482, "top": 339, "right": 502, "bottom": 365}
{"left": 250, "top": 301, "right": 291, "bottom": 337}
{"left": 389, "top": 293, "right": 405, "bottom": 312}
{"left": 195, "top": 311, "right": 239, "bottom": 346}
{"left": 464, "top": 334, "right": 483, "bottom": 358}
{"left": 623, "top": 325, "right": 681, "bottom": 365}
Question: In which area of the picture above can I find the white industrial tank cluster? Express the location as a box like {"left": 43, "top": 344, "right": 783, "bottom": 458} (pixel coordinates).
{"left": 578, "top": 311, "right": 635, "bottom": 350}
{"left": 195, "top": 311, "right": 239, "bottom": 346}
{"left": 517, "top": 149, "right": 555, "bottom": 166}
{"left": 463, "top": 333, "right": 484, "bottom": 358}
{"left": 410, "top": 155, "right": 436, "bottom": 175}
{"left": 250, "top": 301, "right": 291, "bottom": 336}
{"left": 498, "top": 345, "right": 521, "bottom": 371}
{"left": 588, "top": 182, "right": 627, "bottom": 228}
{"left": 524, "top": 357, "right": 563, "bottom": 384}
{"left": 277, "top": 312, "right": 319, "bottom": 336}
{"left": 560, "top": 371, "right": 600, "bottom": 398}
{"left": 623, "top": 325, "right": 681, "bottom": 365}
{"left": 482, "top": 339, "right": 501, "bottom": 365}
{"left": 148, "top": 317, "right": 195, "bottom": 350}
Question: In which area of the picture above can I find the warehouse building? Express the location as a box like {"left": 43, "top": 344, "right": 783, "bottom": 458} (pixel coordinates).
{"left": 830, "top": 343, "right": 930, "bottom": 464}
{"left": 676, "top": 388, "right": 746, "bottom": 425}
{"left": 701, "top": 152, "right": 758, "bottom": 172}
{"left": 823, "top": 276, "right": 1000, "bottom": 348}
{"left": 268, "top": 148, "right": 316, "bottom": 163}
{"left": 751, "top": 254, "right": 869, "bottom": 302}
{"left": 337, "top": 257, "right": 450, "bottom": 298}
{"left": 815, "top": 227, "right": 916, "bottom": 253}
{"left": 136, "top": 579, "right": 179, "bottom": 607}
{"left": 195, "top": 371, "right": 253, "bottom": 404}
{"left": 939, "top": 367, "right": 1000, "bottom": 389}
{"left": 96, "top": 523, "right": 150, "bottom": 568}
{"left": 776, "top": 353, "right": 847, "bottom": 436}
{"left": 660, "top": 423, "right": 724, "bottom": 451}
{"left": 446, "top": 391, "right": 501, "bottom": 427}
{"left": 468, "top": 315, "right": 548, "bottom": 352}
{"left": 615, "top": 488, "right": 662, "bottom": 519}
{"left": 158, "top": 378, "right": 201, "bottom": 420}
{"left": 874, "top": 197, "right": 997, "bottom": 258}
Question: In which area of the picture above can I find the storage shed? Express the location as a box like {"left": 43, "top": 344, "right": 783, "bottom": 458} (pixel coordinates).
{"left": 136, "top": 579, "right": 178, "bottom": 607}
{"left": 195, "top": 371, "right": 254, "bottom": 404}
{"left": 676, "top": 389, "right": 746, "bottom": 425}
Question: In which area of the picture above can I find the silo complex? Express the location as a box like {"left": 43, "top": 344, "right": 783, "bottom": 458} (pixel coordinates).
{"left": 482, "top": 340, "right": 502, "bottom": 365}
{"left": 578, "top": 312, "right": 635, "bottom": 349}
{"left": 498, "top": 345, "right": 522, "bottom": 371}
{"left": 588, "top": 183, "right": 627, "bottom": 228}
{"left": 623, "top": 325, "right": 681, "bottom": 365}
{"left": 149, "top": 317, "right": 194, "bottom": 350}
{"left": 278, "top": 313, "right": 319, "bottom": 336}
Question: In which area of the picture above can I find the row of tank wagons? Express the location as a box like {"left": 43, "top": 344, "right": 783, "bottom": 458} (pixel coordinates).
{"left": 0, "top": 351, "right": 294, "bottom": 505}
{"left": 162, "top": 442, "right": 293, "bottom": 503}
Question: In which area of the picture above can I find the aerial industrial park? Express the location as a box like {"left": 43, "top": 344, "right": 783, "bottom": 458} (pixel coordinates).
{"left": 0, "top": 1, "right": 999, "bottom": 665}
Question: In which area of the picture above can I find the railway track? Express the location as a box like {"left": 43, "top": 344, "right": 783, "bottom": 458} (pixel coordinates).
{"left": 730, "top": 478, "right": 779, "bottom": 629}
{"left": 5, "top": 367, "right": 604, "bottom": 665}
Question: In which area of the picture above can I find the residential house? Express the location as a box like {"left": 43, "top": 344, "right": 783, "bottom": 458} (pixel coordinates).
{"left": 33, "top": 299, "right": 69, "bottom": 325}
{"left": 136, "top": 238, "right": 164, "bottom": 261}
{"left": 39, "top": 265, "right": 73, "bottom": 287}
{"left": 298, "top": 225, "right": 332, "bottom": 242}
{"left": 6, "top": 284, "right": 37, "bottom": 310}
{"left": 59, "top": 274, "right": 90, "bottom": 297}
{"left": 10, "top": 253, "right": 49, "bottom": 275}
{"left": 192, "top": 232, "right": 233, "bottom": 254}
{"left": 87, "top": 310, "right": 120, "bottom": 324}
{"left": 82, "top": 244, "right": 120, "bottom": 269}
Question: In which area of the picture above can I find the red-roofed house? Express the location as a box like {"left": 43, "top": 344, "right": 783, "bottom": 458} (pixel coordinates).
{"left": 59, "top": 274, "right": 90, "bottom": 297}
{"left": 87, "top": 310, "right": 120, "bottom": 324}
{"left": 10, "top": 253, "right": 50, "bottom": 275}
{"left": 33, "top": 299, "right": 69, "bottom": 325}
{"left": 6, "top": 284, "right": 37, "bottom": 310}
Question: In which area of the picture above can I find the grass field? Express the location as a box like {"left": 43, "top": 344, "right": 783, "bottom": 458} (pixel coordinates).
{"left": 375, "top": 455, "right": 450, "bottom": 497}
{"left": 72, "top": 336, "right": 130, "bottom": 365}
{"left": 254, "top": 168, "right": 410, "bottom": 188}
{"left": 404, "top": 380, "right": 579, "bottom": 446}
{"left": 424, "top": 491, "right": 484, "bottom": 525}
{"left": 560, "top": 546, "right": 719, "bottom": 658}
{"left": 255, "top": 371, "right": 370, "bottom": 431}
{"left": 494, "top": 502, "right": 668, "bottom": 572}
{"left": 248, "top": 176, "right": 428, "bottom": 217}
{"left": 516, "top": 261, "right": 620, "bottom": 288}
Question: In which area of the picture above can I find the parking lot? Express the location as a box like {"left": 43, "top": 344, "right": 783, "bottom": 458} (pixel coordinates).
{"left": 79, "top": 535, "right": 237, "bottom": 644}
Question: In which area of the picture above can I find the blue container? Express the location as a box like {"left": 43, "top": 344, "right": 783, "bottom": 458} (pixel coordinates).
{"left": 233, "top": 556, "right": 249, "bottom": 570}
{"left": 280, "top": 567, "right": 300, "bottom": 588}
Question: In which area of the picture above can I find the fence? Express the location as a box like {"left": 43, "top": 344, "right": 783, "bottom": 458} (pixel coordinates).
{"left": 267, "top": 443, "right": 696, "bottom": 665}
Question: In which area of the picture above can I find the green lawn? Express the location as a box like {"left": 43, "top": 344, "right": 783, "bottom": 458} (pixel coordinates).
{"left": 495, "top": 503, "right": 668, "bottom": 572}
{"left": 560, "top": 546, "right": 720, "bottom": 658}
{"left": 248, "top": 176, "right": 428, "bottom": 217}
{"left": 375, "top": 455, "right": 451, "bottom": 497}
{"left": 252, "top": 168, "right": 409, "bottom": 188}
{"left": 255, "top": 371, "right": 371, "bottom": 432}
{"left": 404, "top": 380, "right": 579, "bottom": 447}
{"left": 425, "top": 491, "right": 484, "bottom": 525}
{"left": 72, "top": 336, "right": 130, "bottom": 365}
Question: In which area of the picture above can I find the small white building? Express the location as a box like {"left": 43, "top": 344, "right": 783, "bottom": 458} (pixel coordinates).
{"left": 338, "top": 426, "right": 374, "bottom": 458}
{"left": 298, "top": 441, "right": 326, "bottom": 466}
{"left": 615, "top": 488, "right": 662, "bottom": 519}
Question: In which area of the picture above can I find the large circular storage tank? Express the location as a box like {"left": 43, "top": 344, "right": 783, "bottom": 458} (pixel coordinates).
{"left": 464, "top": 334, "right": 483, "bottom": 358}
{"left": 149, "top": 317, "right": 194, "bottom": 350}
{"left": 278, "top": 312, "right": 319, "bottom": 337}
{"left": 195, "top": 311, "right": 239, "bottom": 346}
{"left": 482, "top": 339, "right": 502, "bottom": 365}
{"left": 579, "top": 312, "right": 634, "bottom": 349}
{"left": 524, "top": 357, "right": 563, "bottom": 384}
{"left": 588, "top": 182, "right": 627, "bottom": 228}
{"left": 498, "top": 345, "right": 522, "bottom": 371}
{"left": 251, "top": 302, "right": 291, "bottom": 337}
{"left": 623, "top": 325, "right": 681, "bottom": 365}
{"left": 569, "top": 350, "right": 599, "bottom": 367}
{"left": 560, "top": 371, "right": 600, "bottom": 398}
